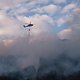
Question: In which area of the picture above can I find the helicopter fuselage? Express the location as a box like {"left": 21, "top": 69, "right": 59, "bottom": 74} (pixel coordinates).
{"left": 27, "top": 24, "right": 33, "bottom": 27}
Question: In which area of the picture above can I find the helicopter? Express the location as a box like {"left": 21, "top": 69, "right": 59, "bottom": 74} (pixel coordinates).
{"left": 23, "top": 21, "right": 34, "bottom": 31}
{"left": 23, "top": 21, "right": 33, "bottom": 27}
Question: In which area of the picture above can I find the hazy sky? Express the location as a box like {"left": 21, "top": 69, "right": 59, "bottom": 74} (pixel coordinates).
{"left": 0, "top": 0, "right": 80, "bottom": 74}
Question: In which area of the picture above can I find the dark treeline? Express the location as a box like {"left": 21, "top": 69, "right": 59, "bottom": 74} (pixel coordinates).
{"left": 0, "top": 71, "right": 80, "bottom": 80}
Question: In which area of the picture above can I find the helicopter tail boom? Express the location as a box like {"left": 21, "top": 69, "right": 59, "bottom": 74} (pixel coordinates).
{"left": 23, "top": 25, "right": 28, "bottom": 27}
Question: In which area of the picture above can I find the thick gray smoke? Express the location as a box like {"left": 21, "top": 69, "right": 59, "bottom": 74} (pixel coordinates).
{"left": 0, "top": 27, "right": 80, "bottom": 76}
{"left": 0, "top": 32, "right": 63, "bottom": 74}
